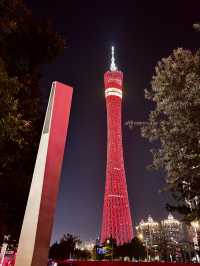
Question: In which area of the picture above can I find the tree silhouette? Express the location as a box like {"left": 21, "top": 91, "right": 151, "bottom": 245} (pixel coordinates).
{"left": 0, "top": 0, "right": 64, "bottom": 241}
{"left": 141, "top": 48, "right": 200, "bottom": 222}
{"left": 49, "top": 234, "right": 81, "bottom": 260}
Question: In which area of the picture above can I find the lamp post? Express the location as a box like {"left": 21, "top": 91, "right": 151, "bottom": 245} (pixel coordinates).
{"left": 191, "top": 220, "right": 200, "bottom": 263}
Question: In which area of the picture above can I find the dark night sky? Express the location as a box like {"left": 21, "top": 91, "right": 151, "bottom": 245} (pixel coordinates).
{"left": 27, "top": 0, "right": 200, "bottom": 242}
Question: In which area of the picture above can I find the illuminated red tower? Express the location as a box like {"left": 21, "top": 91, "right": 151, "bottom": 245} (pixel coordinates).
{"left": 101, "top": 47, "right": 133, "bottom": 245}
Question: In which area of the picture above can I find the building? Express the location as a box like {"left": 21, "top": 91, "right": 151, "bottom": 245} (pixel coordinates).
{"left": 161, "top": 213, "right": 182, "bottom": 243}
{"left": 100, "top": 47, "right": 133, "bottom": 245}
{"left": 136, "top": 214, "right": 183, "bottom": 245}
{"left": 187, "top": 221, "right": 200, "bottom": 258}
{"left": 136, "top": 215, "right": 161, "bottom": 247}
{"left": 136, "top": 214, "right": 200, "bottom": 261}
{"left": 136, "top": 214, "right": 184, "bottom": 260}
{"left": 77, "top": 240, "right": 95, "bottom": 251}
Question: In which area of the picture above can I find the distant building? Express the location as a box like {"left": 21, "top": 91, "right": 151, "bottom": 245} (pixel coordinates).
{"left": 77, "top": 240, "right": 95, "bottom": 251}
{"left": 136, "top": 215, "right": 161, "bottom": 247}
{"left": 187, "top": 221, "right": 200, "bottom": 253}
{"left": 136, "top": 214, "right": 200, "bottom": 262}
{"left": 136, "top": 213, "right": 184, "bottom": 247}
{"left": 161, "top": 213, "right": 182, "bottom": 243}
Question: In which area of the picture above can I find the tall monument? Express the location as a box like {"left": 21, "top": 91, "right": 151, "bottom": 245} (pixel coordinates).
{"left": 15, "top": 81, "right": 73, "bottom": 266}
{"left": 101, "top": 47, "right": 133, "bottom": 245}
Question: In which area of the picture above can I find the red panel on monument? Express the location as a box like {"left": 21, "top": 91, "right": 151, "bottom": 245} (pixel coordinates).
{"left": 15, "top": 81, "right": 73, "bottom": 266}
{"left": 101, "top": 67, "right": 133, "bottom": 245}
{"left": 32, "top": 81, "right": 73, "bottom": 264}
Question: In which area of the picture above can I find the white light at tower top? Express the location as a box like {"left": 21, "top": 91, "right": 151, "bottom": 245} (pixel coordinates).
{"left": 110, "top": 46, "right": 117, "bottom": 71}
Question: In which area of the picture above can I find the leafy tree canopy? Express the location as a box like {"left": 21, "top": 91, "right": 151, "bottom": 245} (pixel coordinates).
{"left": 115, "top": 237, "right": 145, "bottom": 260}
{"left": 49, "top": 234, "right": 82, "bottom": 260}
{"left": 0, "top": 0, "right": 64, "bottom": 240}
{"left": 141, "top": 48, "right": 200, "bottom": 222}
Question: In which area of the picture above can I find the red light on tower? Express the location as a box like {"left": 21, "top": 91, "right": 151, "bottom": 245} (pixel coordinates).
{"left": 101, "top": 47, "right": 133, "bottom": 245}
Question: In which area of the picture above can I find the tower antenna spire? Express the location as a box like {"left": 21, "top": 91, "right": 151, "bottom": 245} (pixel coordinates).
{"left": 110, "top": 46, "right": 117, "bottom": 71}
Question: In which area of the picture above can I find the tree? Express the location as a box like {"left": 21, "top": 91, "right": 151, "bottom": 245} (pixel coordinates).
{"left": 74, "top": 248, "right": 91, "bottom": 260}
{"left": 131, "top": 237, "right": 146, "bottom": 260}
{"left": 116, "top": 237, "right": 145, "bottom": 260}
{"left": 141, "top": 48, "right": 200, "bottom": 222}
{"left": 0, "top": 0, "right": 64, "bottom": 240}
{"left": 59, "top": 234, "right": 81, "bottom": 259}
{"left": 49, "top": 242, "right": 61, "bottom": 260}
{"left": 49, "top": 234, "right": 82, "bottom": 260}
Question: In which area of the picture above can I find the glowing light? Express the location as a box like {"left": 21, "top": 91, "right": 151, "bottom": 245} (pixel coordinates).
{"left": 162, "top": 213, "right": 180, "bottom": 225}
{"left": 101, "top": 49, "right": 133, "bottom": 245}
{"left": 108, "top": 194, "right": 123, "bottom": 198}
{"left": 105, "top": 87, "right": 122, "bottom": 98}
{"left": 138, "top": 233, "right": 144, "bottom": 241}
{"left": 139, "top": 216, "right": 159, "bottom": 227}
{"left": 191, "top": 220, "right": 199, "bottom": 229}
{"left": 110, "top": 46, "right": 117, "bottom": 71}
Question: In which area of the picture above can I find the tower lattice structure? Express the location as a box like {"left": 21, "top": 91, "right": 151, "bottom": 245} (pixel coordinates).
{"left": 101, "top": 47, "right": 133, "bottom": 245}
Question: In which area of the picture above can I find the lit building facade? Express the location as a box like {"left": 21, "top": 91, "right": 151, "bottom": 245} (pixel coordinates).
{"left": 187, "top": 221, "right": 200, "bottom": 253}
{"left": 161, "top": 213, "right": 182, "bottom": 243}
{"left": 136, "top": 214, "right": 183, "bottom": 246}
{"left": 100, "top": 47, "right": 133, "bottom": 245}
{"left": 77, "top": 241, "right": 95, "bottom": 251}
{"left": 136, "top": 215, "right": 161, "bottom": 247}
{"left": 136, "top": 214, "right": 200, "bottom": 261}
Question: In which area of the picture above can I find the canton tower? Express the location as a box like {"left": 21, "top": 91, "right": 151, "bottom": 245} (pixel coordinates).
{"left": 101, "top": 47, "right": 133, "bottom": 245}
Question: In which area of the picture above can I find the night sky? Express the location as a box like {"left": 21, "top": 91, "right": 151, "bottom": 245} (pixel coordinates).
{"left": 27, "top": 0, "right": 200, "bottom": 242}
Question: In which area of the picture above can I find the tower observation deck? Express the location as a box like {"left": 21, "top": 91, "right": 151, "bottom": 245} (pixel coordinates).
{"left": 100, "top": 47, "right": 133, "bottom": 245}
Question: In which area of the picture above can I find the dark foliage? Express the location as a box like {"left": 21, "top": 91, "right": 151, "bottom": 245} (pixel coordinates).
{"left": 49, "top": 234, "right": 82, "bottom": 260}
{"left": 0, "top": 0, "right": 64, "bottom": 240}
{"left": 141, "top": 48, "right": 200, "bottom": 222}
{"left": 116, "top": 237, "right": 145, "bottom": 260}
{"left": 74, "top": 249, "right": 91, "bottom": 260}
{"left": 94, "top": 237, "right": 145, "bottom": 261}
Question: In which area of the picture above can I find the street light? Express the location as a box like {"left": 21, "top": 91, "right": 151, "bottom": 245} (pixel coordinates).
{"left": 191, "top": 220, "right": 199, "bottom": 230}
{"left": 138, "top": 233, "right": 144, "bottom": 241}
